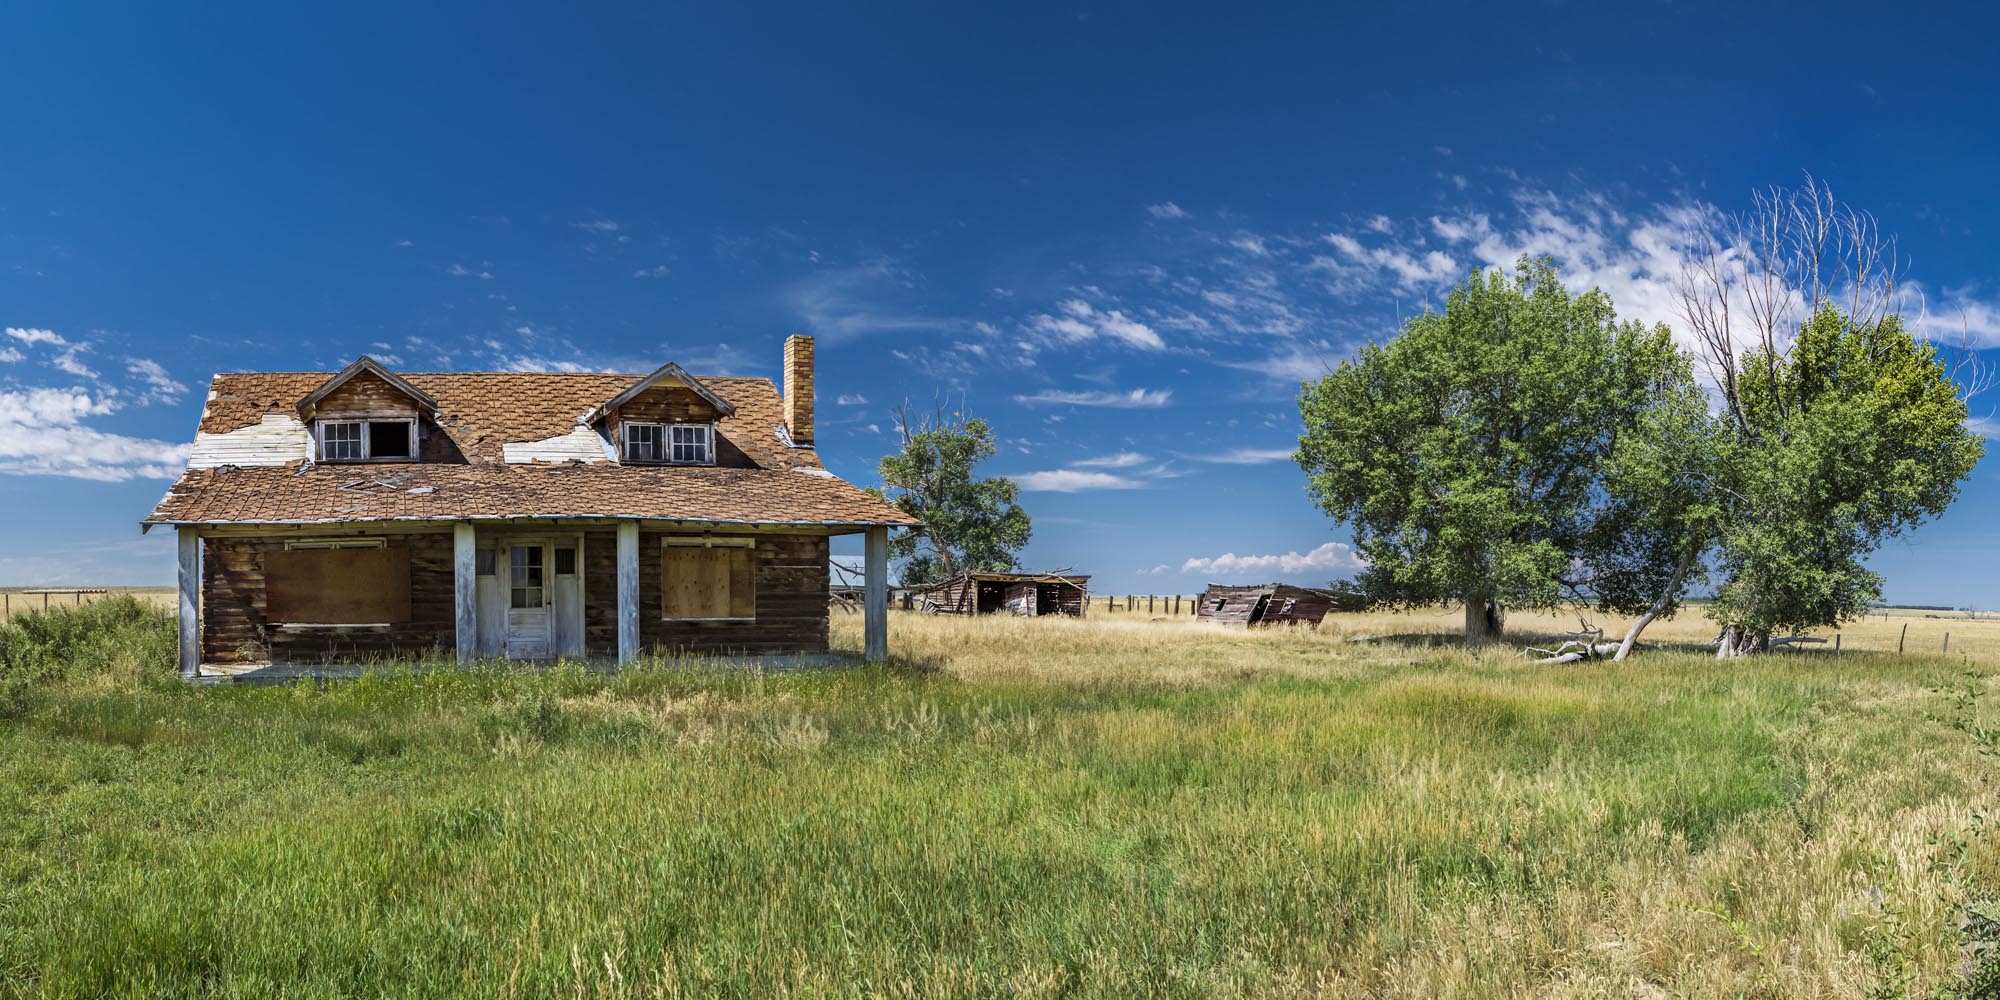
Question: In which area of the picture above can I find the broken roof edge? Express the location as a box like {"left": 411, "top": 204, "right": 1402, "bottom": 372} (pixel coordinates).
{"left": 295, "top": 356, "right": 441, "bottom": 417}
{"left": 581, "top": 361, "right": 738, "bottom": 423}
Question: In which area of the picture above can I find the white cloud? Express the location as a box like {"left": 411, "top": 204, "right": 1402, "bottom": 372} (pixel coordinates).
{"left": 1011, "top": 387, "right": 1172, "bottom": 408}
{"left": 1026, "top": 299, "right": 1165, "bottom": 351}
{"left": 1180, "top": 541, "right": 1366, "bottom": 578}
{"left": 1012, "top": 469, "right": 1148, "bottom": 492}
{"left": 0, "top": 347, "right": 21, "bottom": 363}
{"left": 632, "top": 264, "right": 670, "bottom": 279}
{"left": 1187, "top": 447, "right": 1296, "bottom": 465}
{"left": 1230, "top": 235, "right": 1271, "bottom": 257}
{"left": 785, "top": 257, "right": 958, "bottom": 343}
{"left": 497, "top": 356, "right": 592, "bottom": 373}
{"left": 51, "top": 346, "right": 98, "bottom": 380}
{"left": 575, "top": 219, "right": 621, "bottom": 232}
{"left": 1072, "top": 451, "right": 1149, "bottom": 468}
{"left": 5, "top": 327, "right": 67, "bottom": 348}
{"left": 446, "top": 263, "right": 493, "bottom": 280}
{"left": 0, "top": 388, "right": 188, "bottom": 481}
{"left": 1147, "top": 202, "right": 1191, "bottom": 220}
{"left": 125, "top": 358, "right": 187, "bottom": 404}
{"left": 1969, "top": 414, "right": 1999, "bottom": 439}
{"left": 835, "top": 393, "right": 869, "bottom": 405}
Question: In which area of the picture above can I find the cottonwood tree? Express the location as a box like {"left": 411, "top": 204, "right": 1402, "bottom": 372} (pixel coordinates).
{"left": 1295, "top": 256, "right": 1683, "bottom": 645}
{"left": 1667, "top": 179, "right": 1988, "bottom": 655}
{"left": 870, "top": 403, "right": 1032, "bottom": 585}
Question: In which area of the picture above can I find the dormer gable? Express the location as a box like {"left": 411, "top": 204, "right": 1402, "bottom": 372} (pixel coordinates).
{"left": 584, "top": 363, "right": 739, "bottom": 466}
{"left": 297, "top": 356, "right": 439, "bottom": 421}
{"left": 582, "top": 362, "right": 736, "bottom": 425}
{"left": 298, "top": 357, "right": 438, "bottom": 464}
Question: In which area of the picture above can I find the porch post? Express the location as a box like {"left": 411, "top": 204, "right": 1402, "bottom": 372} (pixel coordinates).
{"left": 864, "top": 525, "right": 888, "bottom": 661}
{"left": 176, "top": 526, "right": 200, "bottom": 680}
{"left": 453, "top": 522, "right": 476, "bottom": 662}
{"left": 617, "top": 521, "right": 639, "bottom": 664}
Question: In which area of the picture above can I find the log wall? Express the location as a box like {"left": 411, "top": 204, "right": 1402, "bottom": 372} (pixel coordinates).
{"left": 201, "top": 532, "right": 454, "bottom": 663}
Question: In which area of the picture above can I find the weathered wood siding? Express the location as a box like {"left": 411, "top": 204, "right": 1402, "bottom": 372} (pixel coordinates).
{"left": 631, "top": 531, "right": 829, "bottom": 655}
{"left": 1195, "top": 583, "right": 1359, "bottom": 628}
{"left": 920, "top": 575, "right": 1087, "bottom": 617}
{"left": 315, "top": 370, "right": 422, "bottom": 417}
{"left": 608, "top": 385, "right": 766, "bottom": 468}
{"left": 201, "top": 532, "right": 454, "bottom": 662}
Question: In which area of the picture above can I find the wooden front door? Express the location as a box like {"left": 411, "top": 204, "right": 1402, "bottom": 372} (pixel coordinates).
{"left": 505, "top": 541, "right": 552, "bottom": 659}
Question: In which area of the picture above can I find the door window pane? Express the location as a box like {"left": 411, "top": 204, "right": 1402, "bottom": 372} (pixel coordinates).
{"left": 509, "top": 546, "right": 544, "bottom": 609}
{"left": 554, "top": 547, "right": 577, "bottom": 576}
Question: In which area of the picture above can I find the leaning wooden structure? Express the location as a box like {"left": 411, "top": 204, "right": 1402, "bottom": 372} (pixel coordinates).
{"left": 1195, "top": 583, "right": 1362, "bottom": 628}
{"left": 918, "top": 571, "right": 1090, "bottom": 617}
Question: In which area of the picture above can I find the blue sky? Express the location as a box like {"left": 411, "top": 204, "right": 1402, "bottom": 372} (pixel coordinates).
{"left": 2, "top": 2, "right": 1997, "bottom": 604}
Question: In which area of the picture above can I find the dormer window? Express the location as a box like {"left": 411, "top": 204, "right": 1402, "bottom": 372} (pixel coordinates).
{"left": 623, "top": 422, "right": 713, "bottom": 465}
{"left": 318, "top": 419, "right": 416, "bottom": 463}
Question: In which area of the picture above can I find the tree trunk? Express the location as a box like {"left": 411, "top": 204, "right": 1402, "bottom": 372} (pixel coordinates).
{"left": 1464, "top": 596, "right": 1505, "bottom": 646}
{"left": 1613, "top": 545, "right": 1698, "bottom": 662}
{"left": 1714, "top": 625, "right": 1769, "bottom": 658}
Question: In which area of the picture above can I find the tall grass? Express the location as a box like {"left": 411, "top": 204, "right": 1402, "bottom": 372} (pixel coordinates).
{"left": 1, "top": 607, "right": 1996, "bottom": 997}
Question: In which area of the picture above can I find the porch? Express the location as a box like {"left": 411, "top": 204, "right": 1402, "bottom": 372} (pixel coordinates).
{"left": 189, "top": 651, "right": 859, "bottom": 685}
{"left": 171, "top": 517, "right": 892, "bottom": 679}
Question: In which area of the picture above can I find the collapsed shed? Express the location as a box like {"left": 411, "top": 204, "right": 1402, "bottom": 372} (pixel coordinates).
{"left": 1196, "top": 583, "right": 1364, "bottom": 628}
{"left": 918, "top": 571, "right": 1090, "bottom": 617}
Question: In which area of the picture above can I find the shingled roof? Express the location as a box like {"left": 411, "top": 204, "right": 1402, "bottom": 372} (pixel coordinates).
{"left": 146, "top": 370, "right": 916, "bottom": 528}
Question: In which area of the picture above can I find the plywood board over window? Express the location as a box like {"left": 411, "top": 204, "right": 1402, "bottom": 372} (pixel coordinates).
{"left": 265, "top": 546, "right": 413, "bottom": 624}
{"left": 661, "top": 542, "right": 755, "bottom": 620}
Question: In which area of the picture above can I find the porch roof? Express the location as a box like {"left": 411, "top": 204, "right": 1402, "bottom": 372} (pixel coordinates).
{"left": 144, "top": 463, "right": 918, "bottom": 529}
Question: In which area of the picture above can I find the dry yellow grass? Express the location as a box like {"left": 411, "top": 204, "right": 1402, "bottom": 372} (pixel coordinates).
{"left": 0, "top": 586, "right": 174, "bottom": 620}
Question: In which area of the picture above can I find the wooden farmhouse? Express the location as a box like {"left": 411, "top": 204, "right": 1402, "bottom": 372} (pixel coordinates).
{"left": 1195, "top": 583, "right": 1363, "bottom": 628}
{"left": 143, "top": 336, "right": 916, "bottom": 678}
{"left": 918, "top": 571, "right": 1089, "bottom": 617}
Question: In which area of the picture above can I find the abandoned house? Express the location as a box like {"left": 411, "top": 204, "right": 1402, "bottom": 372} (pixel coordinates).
{"left": 142, "top": 336, "right": 917, "bottom": 678}
{"left": 917, "top": 571, "right": 1090, "bottom": 617}
{"left": 1195, "top": 583, "right": 1364, "bottom": 628}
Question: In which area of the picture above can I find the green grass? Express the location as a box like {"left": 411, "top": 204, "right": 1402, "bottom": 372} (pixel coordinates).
{"left": 1, "top": 600, "right": 1997, "bottom": 998}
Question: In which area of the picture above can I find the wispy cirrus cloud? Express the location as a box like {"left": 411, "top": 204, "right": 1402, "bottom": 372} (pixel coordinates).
{"left": 1147, "top": 202, "right": 1191, "bottom": 220}
{"left": 1184, "top": 447, "right": 1296, "bottom": 465}
{"left": 1012, "top": 468, "right": 1149, "bottom": 492}
{"left": 1025, "top": 298, "right": 1165, "bottom": 351}
{"left": 1011, "top": 387, "right": 1172, "bottom": 408}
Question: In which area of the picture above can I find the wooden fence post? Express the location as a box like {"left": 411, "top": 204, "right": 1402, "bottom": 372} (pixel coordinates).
{"left": 1944, "top": 632, "right": 1951, "bottom": 655}
{"left": 1834, "top": 634, "right": 1841, "bottom": 653}
{"left": 1898, "top": 623, "right": 1907, "bottom": 655}
{"left": 1148, "top": 595, "right": 1155, "bottom": 614}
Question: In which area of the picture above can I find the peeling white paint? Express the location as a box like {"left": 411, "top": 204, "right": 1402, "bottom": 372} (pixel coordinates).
{"left": 502, "top": 426, "right": 612, "bottom": 464}
{"left": 187, "top": 413, "right": 308, "bottom": 468}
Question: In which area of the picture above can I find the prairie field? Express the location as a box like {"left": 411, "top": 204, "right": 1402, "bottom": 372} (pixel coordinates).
{"left": 4, "top": 597, "right": 2000, "bottom": 998}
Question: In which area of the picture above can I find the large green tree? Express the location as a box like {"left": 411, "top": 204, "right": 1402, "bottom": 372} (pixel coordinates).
{"left": 1667, "top": 179, "right": 1986, "bottom": 656}
{"left": 1295, "top": 256, "right": 1682, "bottom": 644}
{"left": 871, "top": 406, "right": 1032, "bottom": 585}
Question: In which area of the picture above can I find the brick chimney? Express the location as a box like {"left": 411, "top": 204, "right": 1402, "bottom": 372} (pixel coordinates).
{"left": 783, "top": 334, "right": 814, "bottom": 444}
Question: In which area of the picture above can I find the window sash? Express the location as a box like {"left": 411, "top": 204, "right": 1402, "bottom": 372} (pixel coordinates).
{"left": 669, "top": 424, "right": 712, "bottom": 464}
{"left": 624, "top": 422, "right": 666, "bottom": 463}
{"left": 318, "top": 419, "right": 413, "bottom": 462}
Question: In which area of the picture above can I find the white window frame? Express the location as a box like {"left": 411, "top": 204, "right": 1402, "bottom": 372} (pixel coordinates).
{"left": 669, "top": 423, "right": 714, "bottom": 465}
{"left": 623, "top": 421, "right": 714, "bottom": 465}
{"left": 315, "top": 418, "right": 416, "bottom": 463}
{"left": 623, "top": 421, "right": 666, "bottom": 464}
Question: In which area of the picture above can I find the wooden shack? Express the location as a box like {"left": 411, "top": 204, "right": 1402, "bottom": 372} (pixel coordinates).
{"left": 1196, "top": 583, "right": 1362, "bottom": 628}
{"left": 919, "top": 571, "right": 1090, "bottom": 617}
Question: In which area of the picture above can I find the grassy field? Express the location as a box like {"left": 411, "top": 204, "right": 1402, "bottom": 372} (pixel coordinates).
{"left": 0, "top": 586, "right": 174, "bottom": 620}
{"left": 4, "top": 599, "right": 2000, "bottom": 997}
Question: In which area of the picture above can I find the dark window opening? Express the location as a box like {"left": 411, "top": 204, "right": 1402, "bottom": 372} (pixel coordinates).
{"left": 475, "top": 549, "right": 496, "bottom": 576}
{"left": 367, "top": 421, "right": 412, "bottom": 458}
{"left": 554, "top": 547, "right": 577, "bottom": 576}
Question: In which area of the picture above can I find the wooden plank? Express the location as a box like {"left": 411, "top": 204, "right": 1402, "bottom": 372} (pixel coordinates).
{"left": 617, "top": 521, "right": 639, "bottom": 664}
{"left": 264, "top": 547, "right": 411, "bottom": 624}
{"left": 864, "top": 526, "right": 888, "bottom": 660}
{"left": 453, "top": 523, "right": 476, "bottom": 661}
{"left": 177, "top": 527, "right": 200, "bottom": 678}
{"left": 728, "top": 547, "right": 755, "bottom": 618}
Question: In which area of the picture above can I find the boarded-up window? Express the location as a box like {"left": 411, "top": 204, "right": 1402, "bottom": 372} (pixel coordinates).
{"left": 265, "top": 546, "right": 412, "bottom": 624}
{"left": 661, "top": 545, "right": 755, "bottom": 619}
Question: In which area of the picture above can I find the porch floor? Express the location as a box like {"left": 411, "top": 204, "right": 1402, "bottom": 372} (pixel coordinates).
{"left": 190, "top": 652, "right": 858, "bottom": 685}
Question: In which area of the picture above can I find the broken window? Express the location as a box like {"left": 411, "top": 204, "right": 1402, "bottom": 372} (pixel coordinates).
{"left": 661, "top": 541, "right": 755, "bottom": 619}
{"left": 318, "top": 419, "right": 415, "bottom": 462}
{"left": 623, "top": 422, "right": 666, "bottom": 463}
